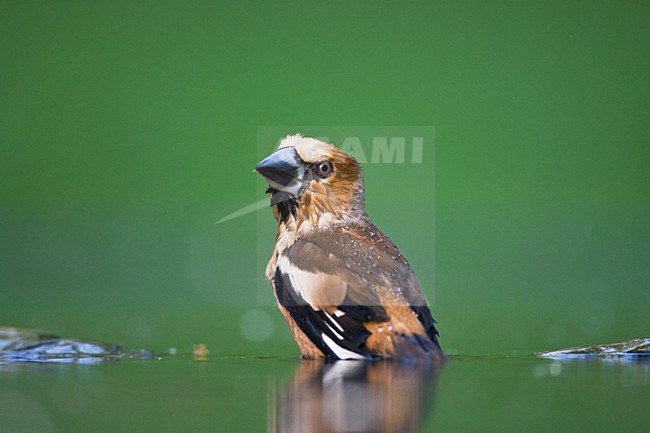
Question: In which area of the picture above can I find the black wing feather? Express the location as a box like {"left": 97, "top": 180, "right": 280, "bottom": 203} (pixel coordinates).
{"left": 274, "top": 267, "right": 383, "bottom": 359}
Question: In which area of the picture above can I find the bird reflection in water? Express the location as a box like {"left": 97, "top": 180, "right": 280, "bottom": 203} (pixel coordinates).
{"left": 270, "top": 360, "right": 440, "bottom": 433}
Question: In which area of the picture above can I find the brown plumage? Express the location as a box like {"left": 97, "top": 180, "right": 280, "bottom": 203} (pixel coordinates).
{"left": 256, "top": 134, "right": 444, "bottom": 362}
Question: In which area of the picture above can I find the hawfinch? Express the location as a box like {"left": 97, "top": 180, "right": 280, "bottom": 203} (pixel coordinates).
{"left": 256, "top": 134, "right": 444, "bottom": 362}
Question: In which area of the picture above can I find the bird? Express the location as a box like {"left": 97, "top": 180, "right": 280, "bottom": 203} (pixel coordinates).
{"left": 255, "top": 134, "right": 444, "bottom": 362}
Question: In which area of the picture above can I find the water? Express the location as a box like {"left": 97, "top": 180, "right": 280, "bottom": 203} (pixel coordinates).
{"left": 1, "top": 345, "right": 647, "bottom": 432}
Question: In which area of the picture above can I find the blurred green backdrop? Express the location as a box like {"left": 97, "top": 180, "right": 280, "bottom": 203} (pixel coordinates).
{"left": 1, "top": 1, "right": 648, "bottom": 357}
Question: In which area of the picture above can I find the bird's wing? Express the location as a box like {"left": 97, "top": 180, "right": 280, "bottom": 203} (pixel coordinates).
{"left": 274, "top": 222, "right": 441, "bottom": 360}
{"left": 284, "top": 223, "right": 428, "bottom": 307}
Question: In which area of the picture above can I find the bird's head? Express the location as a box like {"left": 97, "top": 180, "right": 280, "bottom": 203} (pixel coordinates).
{"left": 255, "top": 134, "right": 366, "bottom": 227}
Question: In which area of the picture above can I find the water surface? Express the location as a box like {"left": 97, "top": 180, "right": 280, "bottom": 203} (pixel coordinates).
{"left": 1, "top": 352, "right": 647, "bottom": 433}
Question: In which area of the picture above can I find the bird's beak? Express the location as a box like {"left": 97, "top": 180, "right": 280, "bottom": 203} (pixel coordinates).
{"left": 255, "top": 147, "right": 305, "bottom": 196}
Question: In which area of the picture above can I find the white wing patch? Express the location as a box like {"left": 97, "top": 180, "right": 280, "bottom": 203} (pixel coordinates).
{"left": 324, "top": 322, "right": 344, "bottom": 340}
{"left": 277, "top": 255, "right": 347, "bottom": 309}
{"left": 321, "top": 334, "right": 367, "bottom": 360}
{"left": 324, "top": 311, "right": 345, "bottom": 334}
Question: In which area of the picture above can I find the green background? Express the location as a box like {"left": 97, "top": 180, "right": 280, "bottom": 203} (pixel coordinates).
{"left": 2, "top": 1, "right": 649, "bottom": 357}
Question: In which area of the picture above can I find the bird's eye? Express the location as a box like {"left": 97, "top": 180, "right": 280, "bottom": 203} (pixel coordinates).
{"left": 316, "top": 161, "right": 333, "bottom": 177}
